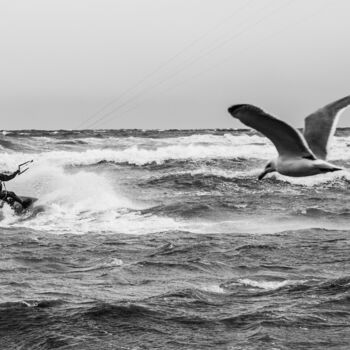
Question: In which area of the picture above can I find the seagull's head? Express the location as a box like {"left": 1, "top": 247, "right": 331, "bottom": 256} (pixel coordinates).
{"left": 258, "top": 159, "right": 277, "bottom": 180}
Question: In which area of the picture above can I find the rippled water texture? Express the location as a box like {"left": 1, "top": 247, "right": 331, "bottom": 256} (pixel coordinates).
{"left": 0, "top": 129, "right": 349, "bottom": 349}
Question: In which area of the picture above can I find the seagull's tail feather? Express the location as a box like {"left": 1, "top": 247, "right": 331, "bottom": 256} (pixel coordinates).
{"left": 317, "top": 161, "right": 343, "bottom": 173}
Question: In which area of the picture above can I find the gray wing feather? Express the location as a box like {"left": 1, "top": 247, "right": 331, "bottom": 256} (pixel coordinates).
{"left": 304, "top": 95, "right": 350, "bottom": 160}
{"left": 228, "top": 104, "right": 316, "bottom": 159}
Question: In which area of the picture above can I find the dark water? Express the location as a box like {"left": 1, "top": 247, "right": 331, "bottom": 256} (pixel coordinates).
{"left": 0, "top": 129, "right": 349, "bottom": 349}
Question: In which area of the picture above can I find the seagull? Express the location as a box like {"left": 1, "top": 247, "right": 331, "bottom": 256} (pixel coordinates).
{"left": 227, "top": 96, "right": 350, "bottom": 179}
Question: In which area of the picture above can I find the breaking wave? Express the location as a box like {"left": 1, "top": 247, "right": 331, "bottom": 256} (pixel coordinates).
{"left": 1, "top": 130, "right": 349, "bottom": 235}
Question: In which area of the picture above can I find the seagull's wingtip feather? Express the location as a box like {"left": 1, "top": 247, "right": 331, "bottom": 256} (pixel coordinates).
{"left": 227, "top": 104, "right": 252, "bottom": 116}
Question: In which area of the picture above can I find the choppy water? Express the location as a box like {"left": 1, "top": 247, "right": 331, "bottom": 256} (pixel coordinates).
{"left": 0, "top": 129, "right": 349, "bottom": 349}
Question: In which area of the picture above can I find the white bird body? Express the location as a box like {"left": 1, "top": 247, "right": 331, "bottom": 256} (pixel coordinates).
{"left": 276, "top": 156, "right": 340, "bottom": 177}
{"left": 227, "top": 96, "right": 350, "bottom": 179}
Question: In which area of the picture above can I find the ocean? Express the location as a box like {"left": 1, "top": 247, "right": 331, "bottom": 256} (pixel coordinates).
{"left": 0, "top": 129, "right": 349, "bottom": 349}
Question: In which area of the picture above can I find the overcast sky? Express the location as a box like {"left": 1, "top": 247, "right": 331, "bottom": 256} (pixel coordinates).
{"left": 1, "top": 0, "right": 349, "bottom": 130}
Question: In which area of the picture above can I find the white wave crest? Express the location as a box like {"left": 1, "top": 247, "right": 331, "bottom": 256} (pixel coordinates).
{"left": 1, "top": 134, "right": 349, "bottom": 168}
{"left": 238, "top": 278, "right": 289, "bottom": 290}
{"left": 197, "top": 284, "right": 226, "bottom": 294}
{"left": 0, "top": 134, "right": 274, "bottom": 168}
{"left": 0, "top": 146, "right": 273, "bottom": 169}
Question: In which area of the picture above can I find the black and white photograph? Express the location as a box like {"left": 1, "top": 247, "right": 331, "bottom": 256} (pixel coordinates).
{"left": 0, "top": 0, "right": 349, "bottom": 349}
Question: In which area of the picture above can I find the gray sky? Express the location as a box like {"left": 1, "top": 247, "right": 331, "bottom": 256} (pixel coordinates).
{"left": 1, "top": 0, "right": 349, "bottom": 130}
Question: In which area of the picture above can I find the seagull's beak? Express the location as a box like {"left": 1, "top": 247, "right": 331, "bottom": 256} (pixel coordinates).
{"left": 258, "top": 169, "right": 269, "bottom": 180}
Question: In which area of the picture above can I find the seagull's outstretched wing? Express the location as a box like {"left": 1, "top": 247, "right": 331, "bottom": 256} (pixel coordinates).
{"left": 228, "top": 104, "right": 316, "bottom": 159}
{"left": 303, "top": 95, "right": 350, "bottom": 160}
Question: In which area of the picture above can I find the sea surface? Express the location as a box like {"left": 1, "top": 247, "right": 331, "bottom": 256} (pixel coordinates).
{"left": 0, "top": 128, "right": 349, "bottom": 349}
